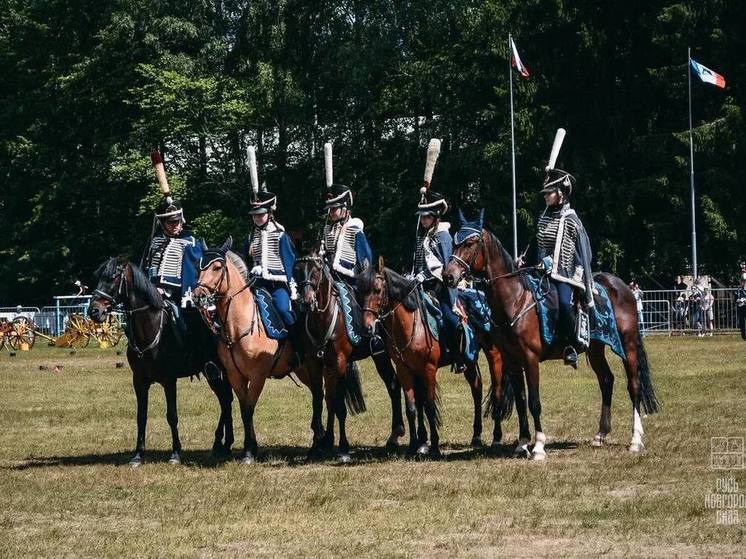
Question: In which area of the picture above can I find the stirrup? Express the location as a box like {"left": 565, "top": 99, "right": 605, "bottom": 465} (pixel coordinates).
{"left": 204, "top": 361, "right": 222, "bottom": 381}
{"left": 563, "top": 346, "right": 578, "bottom": 369}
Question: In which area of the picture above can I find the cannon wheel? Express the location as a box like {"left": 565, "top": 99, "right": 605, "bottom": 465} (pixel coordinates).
{"left": 67, "top": 314, "right": 91, "bottom": 349}
{"left": 9, "top": 317, "right": 36, "bottom": 350}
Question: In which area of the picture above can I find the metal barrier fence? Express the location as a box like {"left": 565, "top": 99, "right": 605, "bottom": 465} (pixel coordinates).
{"left": 639, "top": 288, "right": 741, "bottom": 336}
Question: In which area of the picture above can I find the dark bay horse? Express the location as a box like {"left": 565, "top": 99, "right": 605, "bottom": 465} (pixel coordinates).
{"left": 356, "top": 260, "right": 512, "bottom": 457}
{"left": 88, "top": 257, "right": 234, "bottom": 466}
{"left": 194, "top": 245, "right": 335, "bottom": 464}
{"left": 294, "top": 255, "right": 404, "bottom": 461}
{"left": 444, "top": 226, "right": 659, "bottom": 460}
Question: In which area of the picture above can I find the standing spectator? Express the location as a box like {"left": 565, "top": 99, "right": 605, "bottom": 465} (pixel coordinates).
{"left": 629, "top": 281, "right": 644, "bottom": 335}
{"left": 701, "top": 287, "right": 715, "bottom": 336}
{"left": 740, "top": 261, "right": 746, "bottom": 283}
{"left": 689, "top": 283, "right": 703, "bottom": 335}
{"left": 674, "top": 275, "right": 688, "bottom": 292}
{"left": 735, "top": 277, "right": 746, "bottom": 341}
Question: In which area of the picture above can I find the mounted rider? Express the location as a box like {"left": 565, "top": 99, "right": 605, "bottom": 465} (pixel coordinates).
{"left": 143, "top": 151, "right": 204, "bottom": 316}
{"left": 242, "top": 147, "right": 303, "bottom": 366}
{"left": 534, "top": 129, "right": 594, "bottom": 368}
{"left": 319, "top": 143, "right": 373, "bottom": 285}
{"left": 411, "top": 139, "right": 465, "bottom": 371}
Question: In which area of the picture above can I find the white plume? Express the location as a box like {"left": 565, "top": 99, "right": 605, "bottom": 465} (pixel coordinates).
{"left": 546, "top": 128, "right": 566, "bottom": 171}
{"left": 423, "top": 138, "right": 441, "bottom": 186}
{"left": 324, "top": 142, "right": 333, "bottom": 187}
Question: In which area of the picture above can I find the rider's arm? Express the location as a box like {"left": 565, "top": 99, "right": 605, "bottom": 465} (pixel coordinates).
{"left": 279, "top": 233, "right": 297, "bottom": 284}
{"left": 355, "top": 231, "right": 373, "bottom": 269}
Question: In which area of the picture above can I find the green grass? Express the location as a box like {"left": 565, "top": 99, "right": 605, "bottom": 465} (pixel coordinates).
{"left": 1, "top": 337, "right": 744, "bottom": 557}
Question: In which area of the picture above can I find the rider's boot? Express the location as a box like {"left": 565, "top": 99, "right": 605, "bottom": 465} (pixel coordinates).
{"left": 287, "top": 321, "right": 304, "bottom": 369}
{"left": 561, "top": 307, "right": 579, "bottom": 369}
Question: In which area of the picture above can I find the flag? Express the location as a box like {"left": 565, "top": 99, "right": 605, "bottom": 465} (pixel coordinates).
{"left": 510, "top": 37, "right": 529, "bottom": 78}
{"left": 690, "top": 58, "right": 726, "bottom": 89}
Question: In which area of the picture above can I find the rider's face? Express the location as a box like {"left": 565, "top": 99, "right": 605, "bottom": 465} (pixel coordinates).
{"left": 252, "top": 213, "right": 269, "bottom": 227}
{"left": 543, "top": 190, "right": 562, "bottom": 207}
{"left": 328, "top": 207, "right": 346, "bottom": 221}
{"left": 163, "top": 220, "right": 183, "bottom": 237}
{"left": 419, "top": 215, "right": 435, "bottom": 229}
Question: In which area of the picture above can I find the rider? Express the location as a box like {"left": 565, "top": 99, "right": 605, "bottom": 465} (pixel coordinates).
{"left": 144, "top": 195, "right": 203, "bottom": 314}
{"left": 536, "top": 168, "right": 594, "bottom": 368}
{"left": 411, "top": 189, "right": 465, "bottom": 371}
{"left": 243, "top": 188, "right": 303, "bottom": 366}
{"left": 320, "top": 183, "right": 372, "bottom": 285}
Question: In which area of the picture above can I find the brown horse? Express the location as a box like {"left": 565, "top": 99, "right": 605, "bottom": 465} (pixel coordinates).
{"left": 193, "top": 243, "right": 328, "bottom": 464}
{"left": 444, "top": 225, "right": 659, "bottom": 460}
{"left": 356, "top": 259, "right": 511, "bottom": 457}
{"left": 294, "top": 255, "right": 404, "bottom": 461}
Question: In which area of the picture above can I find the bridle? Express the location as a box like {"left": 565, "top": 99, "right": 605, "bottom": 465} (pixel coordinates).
{"left": 91, "top": 263, "right": 165, "bottom": 358}
{"left": 295, "top": 256, "right": 326, "bottom": 312}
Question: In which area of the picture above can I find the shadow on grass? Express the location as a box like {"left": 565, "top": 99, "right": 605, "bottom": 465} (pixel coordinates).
{"left": 5, "top": 440, "right": 586, "bottom": 470}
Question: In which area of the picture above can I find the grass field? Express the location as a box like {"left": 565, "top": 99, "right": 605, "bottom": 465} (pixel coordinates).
{"left": 1, "top": 336, "right": 744, "bottom": 558}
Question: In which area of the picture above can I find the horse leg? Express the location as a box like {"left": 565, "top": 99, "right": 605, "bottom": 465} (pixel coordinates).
{"left": 372, "top": 352, "right": 405, "bottom": 449}
{"left": 423, "top": 367, "right": 441, "bottom": 458}
{"left": 413, "top": 376, "right": 428, "bottom": 451}
{"left": 399, "top": 370, "right": 419, "bottom": 456}
{"left": 307, "top": 363, "right": 326, "bottom": 459}
{"left": 131, "top": 371, "right": 149, "bottom": 467}
{"left": 163, "top": 379, "right": 182, "bottom": 465}
{"left": 464, "top": 363, "right": 483, "bottom": 447}
{"left": 510, "top": 370, "right": 531, "bottom": 458}
{"left": 321, "top": 366, "right": 337, "bottom": 454}
{"left": 207, "top": 376, "right": 234, "bottom": 457}
{"left": 587, "top": 342, "right": 614, "bottom": 447}
{"left": 622, "top": 337, "right": 644, "bottom": 453}
{"left": 524, "top": 360, "right": 547, "bottom": 461}
{"left": 335, "top": 373, "right": 351, "bottom": 464}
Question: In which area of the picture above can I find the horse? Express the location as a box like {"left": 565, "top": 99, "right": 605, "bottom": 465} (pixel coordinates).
{"left": 294, "top": 254, "right": 405, "bottom": 460}
{"left": 88, "top": 257, "right": 235, "bottom": 467}
{"left": 193, "top": 241, "right": 340, "bottom": 464}
{"left": 444, "top": 223, "right": 659, "bottom": 460}
{"left": 356, "top": 258, "right": 512, "bottom": 458}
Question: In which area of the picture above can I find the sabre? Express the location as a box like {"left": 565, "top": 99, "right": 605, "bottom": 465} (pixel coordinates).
{"left": 247, "top": 145, "right": 259, "bottom": 195}
{"left": 546, "top": 128, "right": 566, "bottom": 171}
{"left": 319, "top": 142, "right": 334, "bottom": 255}
{"left": 411, "top": 138, "right": 442, "bottom": 275}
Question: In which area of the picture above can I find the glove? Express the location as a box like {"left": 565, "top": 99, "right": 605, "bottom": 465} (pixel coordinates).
{"left": 250, "top": 265, "right": 262, "bottom": 276}
{"left": 289, "top": 280, "right": 298, "bottom": 301}
{"left": 539, "top": 256, "right": 553, "bottom": 273}
{"left": 415, "top": 272, "right": 426, "bottom": 284}
{"left": 404, "top": 273, "right": 415, "bottom": 281}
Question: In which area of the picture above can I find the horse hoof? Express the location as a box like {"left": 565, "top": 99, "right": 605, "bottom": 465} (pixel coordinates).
{"left": 628, "top": 442, "right": 644, "bottom": 453}
{"left": 168, "top": 453, "right": 181, "bottom": 465}
{"left": 591, "top": 434, "right": 606, "bottom": 447}
{"left": 336, "top": 453, "right": 352, "bottom": 465}
{"left": 242, "top": 453, "right": 256, "bottom": 465}
{"left": 532, "top": 451, "right": 546, "bottom": 461}
{"left": 416, "top": 444, "right": 430, "bottom": 456}
{"left": 384, "top": 439, "right": 399, "bottom": 452}
{"left": 129, "top": 456, "right": 143, "bottom": 468}
{"left": 471, "top": 437, "right": 484, "bottom": 448}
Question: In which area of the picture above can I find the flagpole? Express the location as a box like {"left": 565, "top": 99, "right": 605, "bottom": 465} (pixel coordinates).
{"left": 688, "top": 47, "right": 698, "bottom": 279}
{"left": 509, "top": 33, "right": 518, "bottom": 259}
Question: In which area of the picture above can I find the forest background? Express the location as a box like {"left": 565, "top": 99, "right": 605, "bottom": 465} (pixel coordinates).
{"left": 1, "top": 0, "right": 744, "bottom": 303}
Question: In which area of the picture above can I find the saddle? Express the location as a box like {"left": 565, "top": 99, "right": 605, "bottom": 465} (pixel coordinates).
{"left": 523, "top": 271, "right": 624, "bottom": 359}
{"left": 253, "top": 287, "right": 289, "bottom": 340}
{"left": 333, "top": 281, "right": 365, "bottom": 347}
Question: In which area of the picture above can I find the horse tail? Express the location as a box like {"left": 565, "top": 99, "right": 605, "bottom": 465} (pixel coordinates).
{"left": 483, "top": 372, "right": 515, "bottom": 421}
{"left": 344, "top": 361, "right": 367, "bottom": 415}
{"left": 636, "top": 334, "right": 660, "bottom": 415}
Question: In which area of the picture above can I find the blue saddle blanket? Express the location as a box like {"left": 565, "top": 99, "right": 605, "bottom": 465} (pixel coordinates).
{"left": 334, "top": 281, "right": 363, "bottom": 346}
{"left": 421, "top": 287, "right": 492, "bottom": 363}
{"left": 524, "top": 273, "right": 624, "bottom": 359}
{"left": 254, "top": 288, "right": 289, "bottom": 340}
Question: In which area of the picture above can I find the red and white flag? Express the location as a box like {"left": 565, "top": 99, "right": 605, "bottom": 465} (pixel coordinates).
{"left": 690, "top": 58, "right": 726, "bottom": 89}
{"left": 510, "top": 37, "right": 529, "bottom": 78}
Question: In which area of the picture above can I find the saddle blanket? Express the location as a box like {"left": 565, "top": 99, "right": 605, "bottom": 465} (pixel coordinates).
{"left": 254, "top": 288, "right": 288, "bottom": 340}
{"left": 524, "top": 272, "right": 625, "bottom": 359}
{"left": 334, "top": 281, "right": 363, "bottom": 346}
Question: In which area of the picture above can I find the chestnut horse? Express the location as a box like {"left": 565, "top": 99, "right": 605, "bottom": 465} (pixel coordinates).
{"left": 88, "top": 257, "right": 235, "bottom": 466}
{"left": 356, "top": 259, "right": 512, "bottom": 457}
{"left": 444, "top": 225, "right": 659, "bottom": 460}
{"left": 194, "top": 243, "right": 328, "bottom": 464}
{"left": 294, "top": 255, "right": 404, "bottom": 460}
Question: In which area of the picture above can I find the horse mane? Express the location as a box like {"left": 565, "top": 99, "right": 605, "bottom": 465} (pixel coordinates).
{"left": 384, "top": 268, "right": 418, "bottom": 312}
{"left": 225, "top": 250, "right": 248, "bottom": 281}
{"left": 129, "top": 262, "right": 166, "bottom": 309}
{"left": 483, "top": 225, "right": 516, "bottom": 273}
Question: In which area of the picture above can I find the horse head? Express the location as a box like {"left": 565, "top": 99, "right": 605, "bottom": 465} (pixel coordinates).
{"left": 194, "top": 237, "right": 241, "bottom": 303}
{"left": 356, "top": 258, "right": 387, "bottom": 335}
{"left": 294, "top": 251, "right": 323, "bottom": 310}
{"left": 89, "top": 256, "right": 129, "bottom": 323}
{"left": 444, "top": 209, "right": 487, "bottom": 287}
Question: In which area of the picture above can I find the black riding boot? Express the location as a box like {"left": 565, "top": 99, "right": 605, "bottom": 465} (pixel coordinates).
{"left": 561, "top": 308, "right": 578, "bottom": 369}
{"left": 287, "top": 322, "right": 304, "bottom": 369}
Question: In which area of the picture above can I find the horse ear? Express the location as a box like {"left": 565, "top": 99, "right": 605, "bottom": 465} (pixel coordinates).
{"left": 220, "top": 236, "right": 233, "bottom": 252}
{"left": 377, "top": 255, "right": 385, "bottom": 273}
